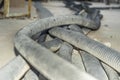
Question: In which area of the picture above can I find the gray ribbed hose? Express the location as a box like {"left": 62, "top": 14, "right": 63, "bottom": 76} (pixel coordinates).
{"left": 14, "top": 15, "right": 98, "bottom": 80}
{"left": 49, "top": 27, "right": 120, "bottom": 73}
{"left": 102, "top": 63, "right": 119, "bottom": 80}
{"left": 80, "top": 51, "right": 108, "bottom": 80}
{"left": 66, "top": 24, "right": 108, "bottom": 80}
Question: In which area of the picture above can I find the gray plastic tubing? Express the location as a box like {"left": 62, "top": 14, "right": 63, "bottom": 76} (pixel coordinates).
{"left": 49, "top": 27, "right": 120, "bottom": 73}
{"left": 14, "top": 15, "right": 98, "bottom": 80}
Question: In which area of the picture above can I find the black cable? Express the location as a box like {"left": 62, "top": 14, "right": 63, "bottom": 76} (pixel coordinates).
{"left": 0, "top": 0, "right": 4, "bottom": 9}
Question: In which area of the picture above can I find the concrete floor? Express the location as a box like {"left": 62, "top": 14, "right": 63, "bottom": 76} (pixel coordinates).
{"left": 0, "top": 3, "right": 37, "bottom": 68}
{"left": 0, "top": 1, "right": 120, "bottom": 68}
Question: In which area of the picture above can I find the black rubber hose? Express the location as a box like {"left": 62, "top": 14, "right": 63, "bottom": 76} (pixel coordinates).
{"left": 49, "top": 27, "right": 120, "bottom": 73}
{"left": 91, "top": 6, "right": 120, "bottom": 10}
{"left": 0, "top": 0, "right": 4, "bottom": 9}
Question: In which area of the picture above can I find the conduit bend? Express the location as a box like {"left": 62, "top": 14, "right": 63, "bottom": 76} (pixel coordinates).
{"left": 14, "top": 15, "right": 98, "bottom": 80}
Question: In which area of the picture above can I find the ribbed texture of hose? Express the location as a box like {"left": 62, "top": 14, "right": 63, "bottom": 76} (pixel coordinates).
{"left": 14, "top": 15, "right": 98, "bottom": 80}
{"left": 49, "top": 27, "right": 120, "bottom": 73}
{"left": 102, "top": 63, "right": 119, "bottom": 80}
{"left": 80, "top": 51, "right": 108, "bottom": 80}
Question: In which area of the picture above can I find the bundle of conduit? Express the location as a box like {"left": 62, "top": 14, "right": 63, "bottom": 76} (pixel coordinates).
{"left": 0, "top": 1, "right": 120, "bottom": 80}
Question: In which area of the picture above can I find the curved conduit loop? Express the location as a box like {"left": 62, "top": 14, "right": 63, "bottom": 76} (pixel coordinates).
{"left": 14, "top": 15, "right": 98, "bottom": 80}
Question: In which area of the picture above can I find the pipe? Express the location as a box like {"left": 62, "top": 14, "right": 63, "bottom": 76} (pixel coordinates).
{"left": 37, "top": 34, "right": 47, "bottom": 43}
{"left": 72, "top": 49, "right": 85, "bottom": 71}
{"left": 66, "top": 24, "right": 108, "bottom": 79}
{"left": 0, "top": 56, "right": 30, "bottom": 80}
{"left": 40, "top": 38, "right": 63, "bottom": 52}
{"left": 80, "top": 51, "right": 108, "bottom": 80}
{"left": 57, "top": 42, "right": 73, "bottom": 62}
{"left": 22, "top": 70, "right": 39, "bottom": 80}
{"left": 49, "top": 27, "right": 120, "bottom": 73}
{"left": 14, "top": 15, "right": 98, "bottom": 80}
{"left": 102, "top": 63, "right": 119, "bottom": 80}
